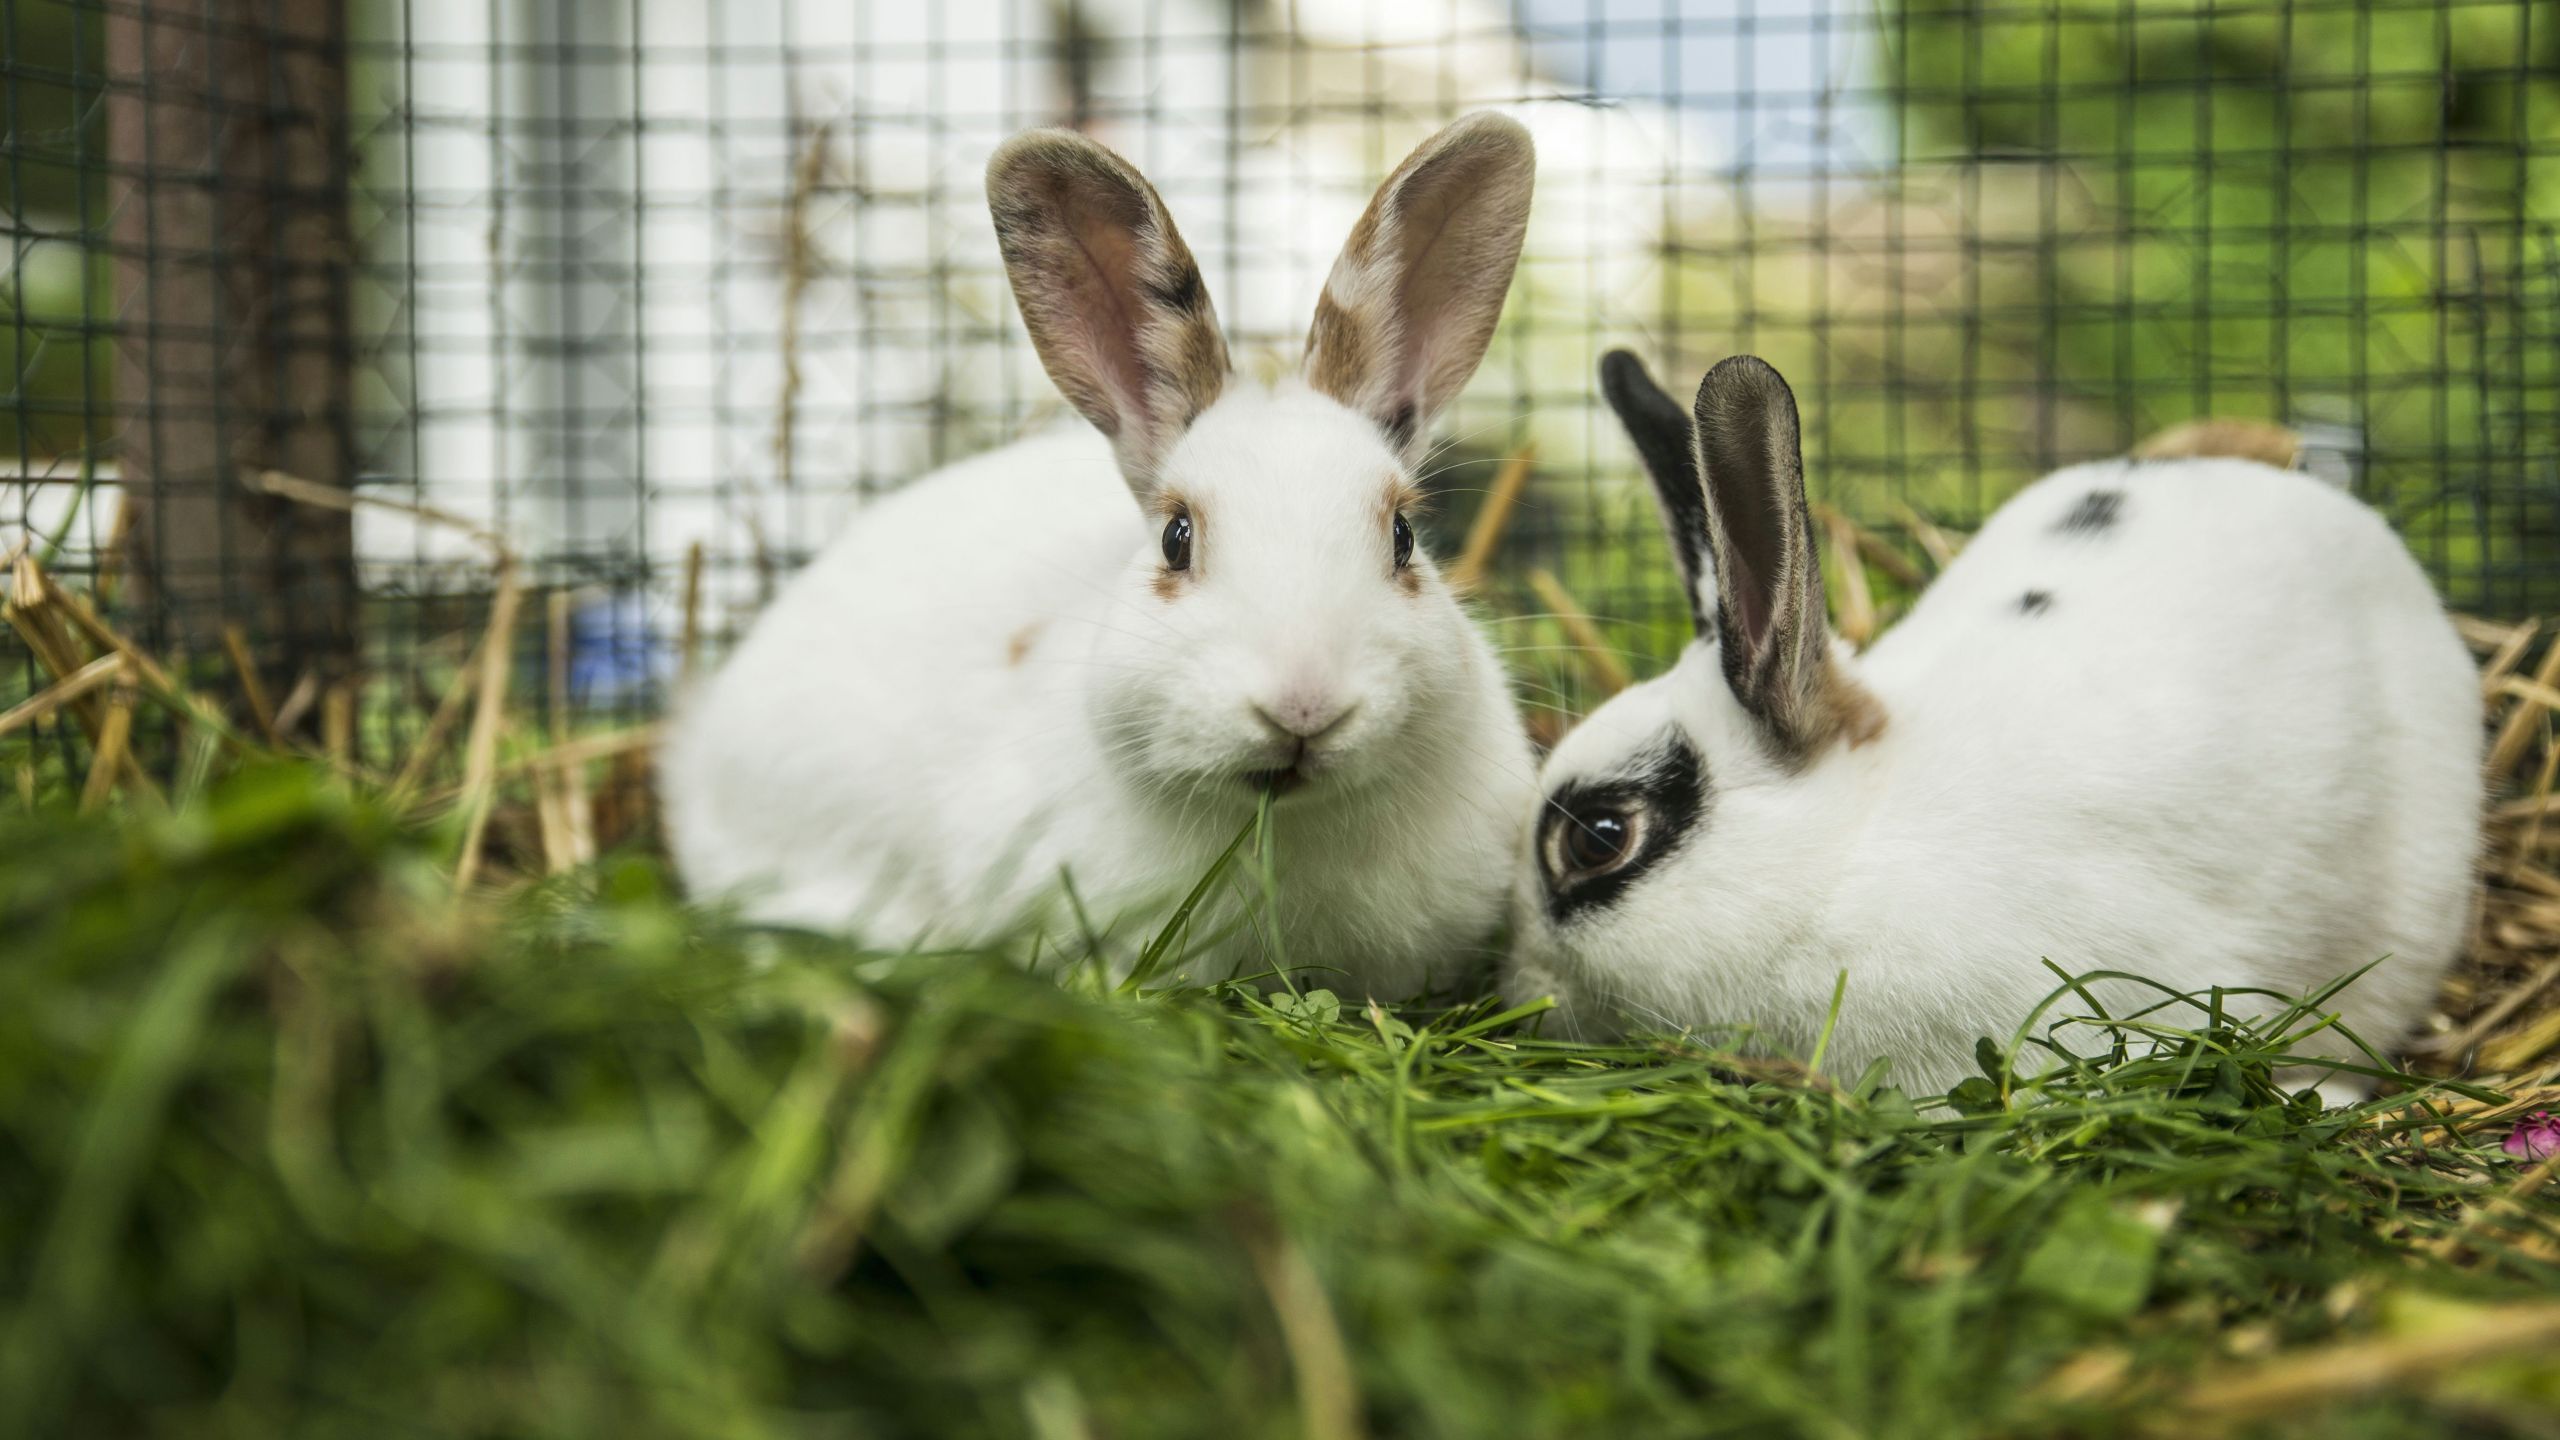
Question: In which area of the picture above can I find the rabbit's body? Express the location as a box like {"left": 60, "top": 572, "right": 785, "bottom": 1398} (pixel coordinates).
{"left": 666, "top": 413, "right": 1535, "bottom": 992}
{"left": 666, "top": 114, "right": 1545, "bottom": 993}
{"left": 664, "top": 426, "right": 1137, "bottom": 941}
{"left": 1672, "top": 460, "right": 2471, "bottom": 1085}
{"left": 1508, "top": 354, "right": 2479, "bottom": 1098}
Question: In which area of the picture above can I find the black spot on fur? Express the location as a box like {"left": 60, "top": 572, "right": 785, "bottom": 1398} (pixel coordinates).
{"left": 1541, "top": 730, "right": 1707, "bottom": 924}
{"left": 2018, "top": 590, "right": 2053, "bottom": 615}
{"left": 1145, "top": 257, "right": 1207, "bottom": 315}
{"left": 1381, "top": 401, "right": 1417, "bottom": 452}
{"left": 2054, "top": 489, "right": 2124, "bottom": 535}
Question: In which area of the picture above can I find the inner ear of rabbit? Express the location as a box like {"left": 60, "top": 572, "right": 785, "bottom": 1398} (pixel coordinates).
{"left": 1302, "top": 112, "right": 1535, "bottom": 462}
{"left": 985, "top": 130, "right": 1229, "bottom": 491}
{"left": 1689, "top": 355, "right": 1886, "bottom": 764}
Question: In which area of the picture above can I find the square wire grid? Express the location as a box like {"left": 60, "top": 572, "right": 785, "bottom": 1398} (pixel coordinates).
{"left": 4, "top": 0, "right": 2555, "bottom": 776}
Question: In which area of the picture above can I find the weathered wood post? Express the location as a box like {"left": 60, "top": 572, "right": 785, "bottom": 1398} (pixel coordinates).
{"left": 105, "top": 0, "right": 356, "bottom": 702}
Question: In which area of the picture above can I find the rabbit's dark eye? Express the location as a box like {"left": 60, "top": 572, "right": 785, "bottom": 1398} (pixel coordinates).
{"left": 1392, "top": 511, "right": 1415, "bottom": 569}
{"left": 1162, "top": 511, "right": 1193, "bottom": 571}
{"left": 1559, "top": 808, "right": 1636, "bottom": 875}
{"left": 1543, "top": 801, "right": 1649, "bottom": 894}
{"left": 1538, "top": 733, "right": 1702, "bottom": 919}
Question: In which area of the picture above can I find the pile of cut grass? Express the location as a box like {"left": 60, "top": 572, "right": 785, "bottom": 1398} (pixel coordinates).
{"left": 2, "top": 766, "right": 2557, "bottom": 1439}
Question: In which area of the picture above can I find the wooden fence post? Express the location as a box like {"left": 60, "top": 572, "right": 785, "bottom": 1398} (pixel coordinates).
{"left": 105, "top": 0, "right": 356, "bottom": 704}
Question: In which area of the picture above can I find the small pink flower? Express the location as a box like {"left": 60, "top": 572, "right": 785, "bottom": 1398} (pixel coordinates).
{"left": 2504, "top": 1111, "right": 2560, "bottom": 1162}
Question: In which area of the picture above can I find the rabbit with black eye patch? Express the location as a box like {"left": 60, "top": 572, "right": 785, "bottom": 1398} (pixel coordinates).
{"left": 1504, "top": 351, "right": 2481, "bottom": 1104}
{"left": 660, "top": 115, "right": 1543, "bottom": 997}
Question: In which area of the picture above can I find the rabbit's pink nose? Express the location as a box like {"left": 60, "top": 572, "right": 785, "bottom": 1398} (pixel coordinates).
{"left": 1253, "top": 694, "right": 1357, "bottom": 742}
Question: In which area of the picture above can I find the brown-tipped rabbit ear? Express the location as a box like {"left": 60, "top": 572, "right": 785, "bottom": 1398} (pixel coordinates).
{"left": 1691, "top": 355, "right": 1884, "bottom": 764}
{"left": 1599, "top": 350, "right": 1715, "bottom": 638}
{"left": 1303, "top": 112, "right": 1534, "bottom": 464}
{"left": 987, "top": 130, "right": 1228, "bottom": 491}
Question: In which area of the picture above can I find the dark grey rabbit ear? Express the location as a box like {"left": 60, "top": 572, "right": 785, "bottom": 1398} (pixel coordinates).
{"left": 1598, "top": 350, "right": 1714, "bottom": 638}
{"left": 1690, "top": 355, "right": 1884, "bottom": 765}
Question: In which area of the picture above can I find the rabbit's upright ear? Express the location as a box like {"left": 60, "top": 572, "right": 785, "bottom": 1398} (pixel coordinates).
{"left": 1303, "top": 112, "right": 1534, "bottom": 464}
{"left": 1599, "top": 350, "right": 1715, "bottom": 638}
{"left": 1691, "top": 356, "right": 1884, "bottom": 764}
{"left": 988, "top": 131, "right": 1228, "bottom": 490}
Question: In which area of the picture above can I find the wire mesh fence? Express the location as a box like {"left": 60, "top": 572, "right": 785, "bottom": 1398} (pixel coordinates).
{"left": 6, "top": 0, "right": 2558, "bottom": 786}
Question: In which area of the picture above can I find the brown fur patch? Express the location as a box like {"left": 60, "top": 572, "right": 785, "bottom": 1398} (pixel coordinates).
{"left": 1337, "top": 194, "right": 1387, "bottom": 271}
{"left": 2131, "top": 418, "right": 2302, "bottom": 469}
{"left": 1304, "top": 297, "right": 1372, "bottom": 407}
{"left": 1811, "top": 664, "right": 1889, "bottom": 755}
{"left": 1006, "top": 622, "right": 1044, "bottom": 666}
{"left": 1755, "top": 649, "right": 1890, "bottom": 771}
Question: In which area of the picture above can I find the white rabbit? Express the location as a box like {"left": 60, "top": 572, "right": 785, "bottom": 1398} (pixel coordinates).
{"left": 1503, "top": 351, "right": 2481, "bottom": 1101}
{"left": 661, "top": 114, "right": 1543, "bottom": 997}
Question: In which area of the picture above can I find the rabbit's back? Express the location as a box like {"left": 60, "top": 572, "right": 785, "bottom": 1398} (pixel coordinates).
{"left": 1875, "top": 457, "right": 2471, "bottom": 772}
{"left": 661, "top": 425, "right": 1147, "bottom": 933}
{"left": 1840, "top": 458, "right": 2477, "bottom": 1072}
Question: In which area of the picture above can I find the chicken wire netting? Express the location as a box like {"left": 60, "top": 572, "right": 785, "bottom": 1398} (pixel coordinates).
{"left": 4, "top": 0, "right": 2558, "bottom": 779}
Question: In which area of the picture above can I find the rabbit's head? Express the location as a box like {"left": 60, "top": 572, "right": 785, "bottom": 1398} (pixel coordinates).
{"left": 986, "top": 114, "right": 1533, "bottom": 808}
{"left": 1504, "top": 353, "right": 1888, "bottom": 1038}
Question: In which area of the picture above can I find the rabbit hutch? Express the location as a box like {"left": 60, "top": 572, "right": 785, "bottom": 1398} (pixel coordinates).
{"left": 16, "top": 7, "right": 2560, "bottom": 1435}
{"left": 4, "top": 0, "right": 2558, "bottom": 793}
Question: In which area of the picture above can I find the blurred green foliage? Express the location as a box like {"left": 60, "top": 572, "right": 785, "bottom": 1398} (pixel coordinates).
{"left": 1874, "top": 0, "right": 2560, "bottom": 609}
{"left": 0, "top": 0, "right": 109, "bottom": 461}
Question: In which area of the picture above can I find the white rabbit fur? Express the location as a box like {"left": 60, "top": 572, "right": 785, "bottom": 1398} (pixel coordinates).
{"left": 1505, "top": 353, "right": 2480, "bottom": 1100}
{"left": 662, "top": 116, "right": 1543, "bottom": 995}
